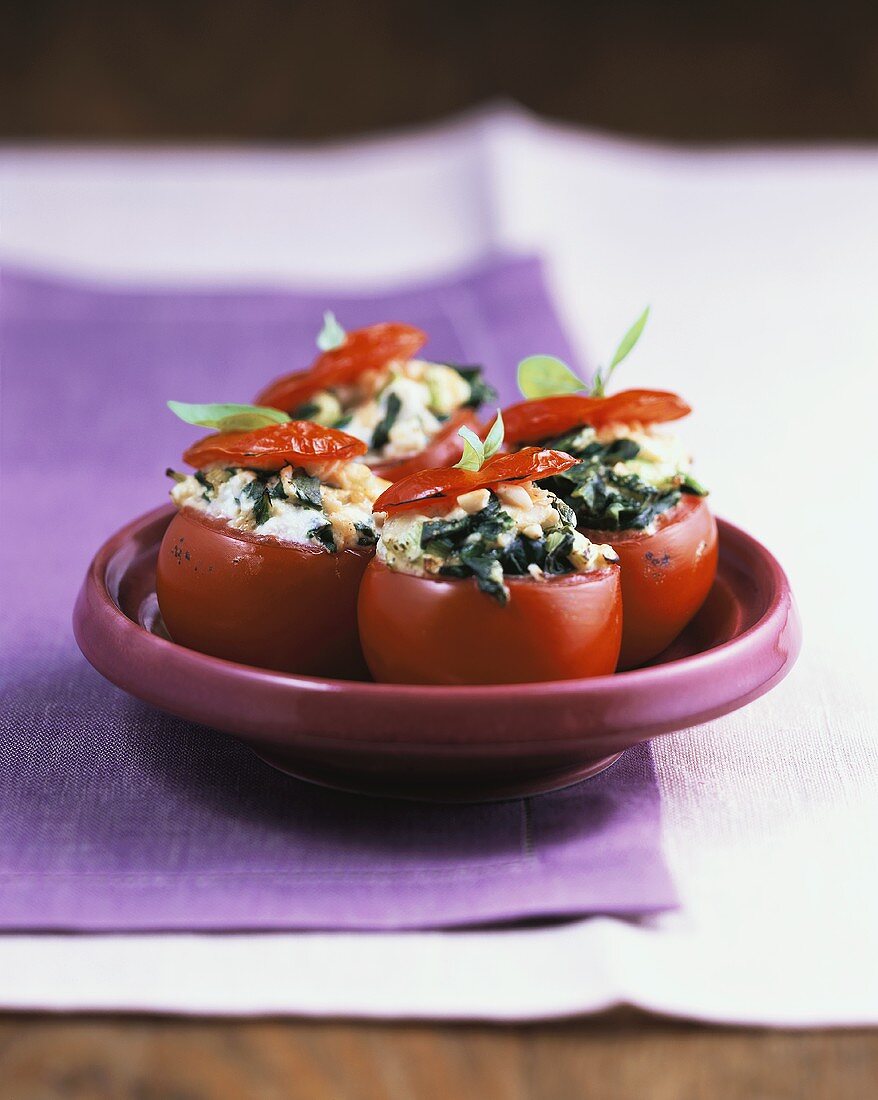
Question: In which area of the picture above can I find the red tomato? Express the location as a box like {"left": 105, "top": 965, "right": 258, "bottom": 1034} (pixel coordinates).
{"left": 374, "top": 447, "right": 578, "bottom": 515}
{"left": 357, "top": 560, "right": 622, "bottom": 685}
{"left": 182, "top": 420, "right": 366, "bottom": 473}
{"left": 255, "top": 322, "right": 427, "bottom": 411}
{"left": 370, "top": 407, "right": 481, "bottom": 482}
{"left": 156, "top": 508, "right": 371, "bottom": 677}
{"left": 580, "top": 495, "right": 718, "bottom": 670}
{"left": 503, "top": 390, "right": 692, "bottom": 445}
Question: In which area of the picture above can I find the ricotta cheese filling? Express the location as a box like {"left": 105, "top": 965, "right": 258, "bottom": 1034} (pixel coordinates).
{"left": 170, "top": 460, "right": 389, "bottom": 551}
{"left": 375, "top": 480, "right": 618, "bottom": 604}
{"left": 573, "top": 421, "right": 694, "bottom": 491}
{"left": 299, "top": 359, "right": 482, "bottom": 466}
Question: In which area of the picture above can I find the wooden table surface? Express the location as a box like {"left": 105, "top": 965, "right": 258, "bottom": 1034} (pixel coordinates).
{"left": 3, "top": 2, "right": 876, "bottom": 1093}
{"left": 2, "top": 1012, "right": 877, "bottom": 1098}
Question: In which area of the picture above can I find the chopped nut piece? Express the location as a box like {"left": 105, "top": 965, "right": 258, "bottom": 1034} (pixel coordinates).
{"left": 457, "top": 488, "right": 491, "bottom": 514}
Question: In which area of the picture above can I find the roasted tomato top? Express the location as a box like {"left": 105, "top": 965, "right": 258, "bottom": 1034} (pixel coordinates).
{"left": 373, "top": 447, "right": 578, "bottom": 515}
{"left": 182, "top": 420, "right": 367, "bottom": 472}
{"left": 254, "top": 323, "right": 427, "bottom": 412}
{"left": 502, "top": 390, "right": 692, "bottom": 445}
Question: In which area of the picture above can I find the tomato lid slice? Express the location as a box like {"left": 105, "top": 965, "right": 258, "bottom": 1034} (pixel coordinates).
{"left": 503, "top": 389, "right": 692, "bottom": 444}
{"left": 183, "top": 420, "right": 367, "bottom": 472}
{"left": 374, "top": 447, "right": 577, "bottom": 514}
{"left": 255, "top": 322, "right": 427, "bottom": 411}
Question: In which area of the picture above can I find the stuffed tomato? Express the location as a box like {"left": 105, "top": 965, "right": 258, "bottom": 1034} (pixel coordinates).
{"left": 503, "top": 389, "right": 717, "bottom": 669}
{"left": 358, "top": 447, "right": 622, "bottom": 685}
{"left": 254, "top": 316, "right": 495, "bottom": 481}
{"left": 157, "top": 412, "right": 388, "bottom": 677}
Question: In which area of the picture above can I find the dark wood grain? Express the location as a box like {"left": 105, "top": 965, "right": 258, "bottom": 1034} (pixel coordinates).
{"left": 3, "top": 0, "right": 878, "bottom": 142}
{"left": 1, "top": 1013, "right": 876, "bottom": 1099}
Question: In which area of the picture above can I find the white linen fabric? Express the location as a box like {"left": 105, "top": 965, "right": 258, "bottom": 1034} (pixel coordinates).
{"left": 1, "top": 106, "right": 876, "bottom": 1025}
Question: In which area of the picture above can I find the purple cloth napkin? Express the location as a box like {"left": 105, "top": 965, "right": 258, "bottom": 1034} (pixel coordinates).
{"left": 0, "top": 256, "right": 677, "bottom": 931}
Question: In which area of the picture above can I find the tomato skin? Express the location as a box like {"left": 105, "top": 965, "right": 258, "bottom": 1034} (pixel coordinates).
{"left": 156, "top": 509, "right": 372, "bottom": 678}
{"left": 357, "top": 560, "right": 622, "bottom": 685}
{"left": 580, "top": 495, "right": 718, "bottom": 670}
{"left": 182, "top": 420, "right": 366, "bottom": 473}
{"left": 503, "top": 390, "right": 692, "bottom": 445}
{"left": 369, "top": 407, "right": 480, "bottom": 482}
{"left": 374, "top": 447, "right": 578, "bottom": 515}
{"left": 254, "top": 323, "right": 427, "bottom": 411}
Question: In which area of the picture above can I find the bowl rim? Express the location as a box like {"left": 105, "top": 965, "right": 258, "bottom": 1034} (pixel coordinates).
{"left": 74, "top": 502, "right": 799, "bottom": 703}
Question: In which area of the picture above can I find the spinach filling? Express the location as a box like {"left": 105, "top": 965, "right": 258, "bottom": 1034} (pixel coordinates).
{"left": 417, "top": 492, "right": 582, "bottom": 605}
{"left": 240, "top": 468, "right": 337, "bottom": 549}
{"left": 292, "top": 401, "right": 353, "bottom": 432}
{"left": 293, "top": 364, "right": 495, "bottom": 454}
{"left": 539, "top": 430, "right": 707, "bottom": 532}
{"left": 371, "top": 392, "right": 403, "bottom": 451}
{"left": 241, "top": 477, "right": 274, "bottom": 527}
{"left": 447, "top": 364, "right": 498, "bottom": 409}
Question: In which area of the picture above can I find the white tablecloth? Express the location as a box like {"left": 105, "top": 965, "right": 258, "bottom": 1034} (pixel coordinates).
{"left": 2, "top": 106, "right": 876, "bottom": 1025}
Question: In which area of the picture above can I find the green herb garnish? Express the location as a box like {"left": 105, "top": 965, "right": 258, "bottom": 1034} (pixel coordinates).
{"left": 316, "top": 310, "right": 346, "bottom": 352}
{"left": 516, "top": 307, "right": 650, "bottom": 401}
{"left": 168, "top": 401, "right": 290, "bottom": 433}
{"left": 590, "top": 307, "right": 650, "bottom": 397}
{"left": 453, "top": 410, "right": 504, "bottom": 472}
{"left": 517, "top": 355, "right": 584, "bottom": 400}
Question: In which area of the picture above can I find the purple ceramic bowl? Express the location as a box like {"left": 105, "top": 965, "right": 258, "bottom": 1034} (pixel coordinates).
{"left": 73, "top": 505, "right": 801, "bottom": 801}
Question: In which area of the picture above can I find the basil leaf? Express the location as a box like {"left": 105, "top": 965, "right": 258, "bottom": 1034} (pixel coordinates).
{"left": 590, "top": 307, "right": 650, "bottom": 396}
{"left": 168, "top": 401, "right": 290, "bottom": 433}
{"left": 609, "top": 306, "right": 650, "bottom": 371}
{"left": 517, "top": 355, "right": 585, "bottom": 400}
{"left": 316, "top": 310, "right": 346, "bottom": 352}
{"left": 482, "top": 410, "right": 504, "bottom": 461}
{"left": 454, "top": 425, "right": 485, "bottom": 471}
{"left": 293, "top": 402, "right": 320, "bottom": 420}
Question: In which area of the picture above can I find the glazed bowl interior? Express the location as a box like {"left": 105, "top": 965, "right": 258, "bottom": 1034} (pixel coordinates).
{"left": 74, "top": 506, "right": 801, "bottom": 801}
